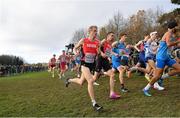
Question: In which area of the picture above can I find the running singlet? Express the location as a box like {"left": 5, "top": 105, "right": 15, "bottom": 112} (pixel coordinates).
{"left": 112, "top": 41, "right": 126, "bottom": 61}
{"left": 82, "top": 38, "right": 99, "bottom": 63}
{"left": 50, "top": 58, "right": 56, "bottom": 65}
{"left": 76, "top": 54, "right": 82, "bottom": 61}
{"left": 140, "top": 40, "right": 145, "bottom": 52}
{"left": 103, "top": 40, "right": 112, "bottom": 58}
{"left": 59, "top": 55, "right": 66, "bottom": 63}
{"left": 156, "top": 36, "right": 175, "bottom": 60}
{"left": 144, "top": 40, "right": 158, "bottom": 57}
{"left": 121, "top": 48, "right": 130, "bottom": 60}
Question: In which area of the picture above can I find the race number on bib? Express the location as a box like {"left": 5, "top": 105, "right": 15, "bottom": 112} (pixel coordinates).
{"left": 105, "top": 49, "right": 111, "bottom": 57}
{"left": 85, "top": 53, "right": 96, "bottom": 63}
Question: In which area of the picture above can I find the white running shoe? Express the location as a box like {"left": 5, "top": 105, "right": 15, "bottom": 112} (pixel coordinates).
{"left": 93, "top": 82, "right": 100, "bottom": 86}
{"left": 153, "top": 82, "right": 165, "bottom": 91}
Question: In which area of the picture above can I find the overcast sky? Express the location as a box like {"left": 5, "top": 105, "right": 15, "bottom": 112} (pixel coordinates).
{"left": 0, "top": 0, "right": 178, "bottom": 63}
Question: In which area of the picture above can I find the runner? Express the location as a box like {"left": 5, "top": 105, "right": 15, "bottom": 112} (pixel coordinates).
{"left": 65, "top": 25, "right": 103, "bottom": 111}
{"left": 48, "top": 54, "right": 56, "bottom": 78}
{"left": 93, "top": 32, "right": 121, "bottom": 99}
{"left": 131, "top": 32, "right": 164, "bottom": 90}
{"left": 111, "top": 33, "right": 129, "bottom": 92}
{"left": 133, "top": 34, "right": 150, "bottom": 80}
{"left": 143, "top": 20, "right": 180, "bottom": 96}
{"left": 74, "top": 49, "right": 82, "bottom": 77}
{"left": 58, "top": 50, "right": 68, "bottom": 79}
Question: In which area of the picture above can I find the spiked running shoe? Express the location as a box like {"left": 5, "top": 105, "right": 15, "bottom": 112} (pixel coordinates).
{"left": 143, "top": 89, "right": 152, "bottom": 97}
{"left": 109, "top": 93, "right": 121, "bottom": 99}
{"left": 93, "top": 103, "right": 103, "bottom": 111}
{"left": 65, "top": 78, "right": 70, "bottom": 87}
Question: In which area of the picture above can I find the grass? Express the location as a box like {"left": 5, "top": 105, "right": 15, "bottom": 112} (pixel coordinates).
{"left": 0, "top": 71, "right": 179, "bottom": 117}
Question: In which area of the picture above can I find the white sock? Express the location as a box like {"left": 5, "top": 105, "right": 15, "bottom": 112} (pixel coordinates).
{"left": 92, "top": 100, "right": 96, "bottom": 106}
{"left": 161, "top": 73, "right": 169, "bottom": 79}
{"left": 144, "top": 83, "right": 151, "bottom": 91}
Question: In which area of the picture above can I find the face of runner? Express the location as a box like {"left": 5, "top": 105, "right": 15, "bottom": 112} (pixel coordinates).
{"left": 62, "top": 51, "right": 65, "bottom": 55}
{"left": 144, "top": 35, "right": 150, "bottom": 41}
{"left": 53, "top": 54, "right": 56, "bottom": 58}
{"left": 107, "top": 33, "right": 115, "bottom": 42}
{"left": 89, "top": 27, "right": 98, "bottom": 39}
{"left": 121, "top": 34, "right": 127, "bottom": 42}
{"left": 151, "top": 33, "right": 158, "bottom": 40}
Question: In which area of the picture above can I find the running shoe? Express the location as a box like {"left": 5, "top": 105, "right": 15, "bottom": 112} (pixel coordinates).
{"left": 153, "top": 82, "right": 165, "bottom": 91}
{"left": 65, "top": 78, "right": 70, "bottom": 87}
{"left": 143, "top": 89, "right": 152, "bottom": 97}
{"left": 109, "top": 93, "right": 121, "bottom": 99}
{"left": 93, "top": 103, "right": 103, "bottom": 111}
{"left": 93, "top": 82, "right": 100, "bottom": 86}
{"left": 121, "top": 88, "right": 129, "bottom": 93}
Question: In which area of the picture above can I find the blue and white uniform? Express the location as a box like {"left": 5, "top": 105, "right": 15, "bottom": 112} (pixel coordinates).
{"left": 75, "top": 53, "right": 82, "bottom": 65}
{"left": 138, "top": 40, "right": 146, "bottom": 66}
{"left": 144, "top": 39, "right": 158, "bottom": 62}
{"left": 112, "top": 41, "right": 126, "bottom": 69}
{"left": 156, "top": 36, "right": 176, "bottom": 69}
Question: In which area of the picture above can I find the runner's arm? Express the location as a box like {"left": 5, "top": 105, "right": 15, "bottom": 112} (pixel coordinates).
{"left": 134, "top": 41, "right": 142, "bottom": 52}
{"left": 73, "top": 38, "right": 84, "bottom": 54}
{"left": 165, "top": 32, "right": 180, "bottom": 47}
{"left": 112, "top": 41, "right": 118, "bottom": 47}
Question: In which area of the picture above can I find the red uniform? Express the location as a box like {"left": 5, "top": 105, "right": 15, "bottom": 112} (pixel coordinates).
{"left": 82, "top": 38, "right": 99, "bottom": 63}
{"left": 49, "top": 57, "right": 56, "bottom": 68}
{"left": 103, "top": 40, "right": 112, "bottom": 57}
{"left": 59, "top": 55, "right": 67, "bottom": 70}
{"left": 139, "top": 41, "right": 145, "bottom": 52}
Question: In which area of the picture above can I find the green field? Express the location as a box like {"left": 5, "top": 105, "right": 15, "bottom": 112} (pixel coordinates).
{"left": 0, "top": 71, "right": 179, "bottom": 117}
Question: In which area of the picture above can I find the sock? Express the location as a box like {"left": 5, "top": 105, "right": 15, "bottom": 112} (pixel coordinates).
{"left": 144, "top": 83, "right": 151, "bottom": 91}
{"left": 161, "top": 73, "right": 169, "bottom": 80}
{"left": 92, "top": 100, "right": 96, "bottom": 106}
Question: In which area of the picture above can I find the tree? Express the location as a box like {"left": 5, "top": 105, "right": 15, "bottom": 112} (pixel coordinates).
{"left": 0, "top": 55, "right": 24, "bottom": 65}
{"left": 70, "top": 28, "right": 86, "bottom": 43}
{"left": 124, "top": 8, "right": 163, "bottom": 44}
{"left": 99, "top": 26, "right": 107, "bottom": 40}
{"left": 157, "top": 8, "right": 180, "bottom": 37}
{"left": 171, "top": 0, "right": 180, "bottom": 4}
{"left": 106, "top": 12, "right": 127, "bottom": 39}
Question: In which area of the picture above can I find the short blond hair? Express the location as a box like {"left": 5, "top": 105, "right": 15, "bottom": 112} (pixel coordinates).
{"left": 88, "top": 25, "right": 97, "bottom": 33}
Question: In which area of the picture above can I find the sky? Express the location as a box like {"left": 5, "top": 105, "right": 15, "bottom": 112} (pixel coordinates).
{"left": 0, "top": 0, "right": 179, "bottom": 64}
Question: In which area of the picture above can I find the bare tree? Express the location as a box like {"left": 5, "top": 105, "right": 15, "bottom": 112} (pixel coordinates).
{"left": 99, "top": 26, "right": 107, "bottom": 40}
{"left": 70, "top": 28, "right": 87, "bottom": 43}
{"left": 106, "top": 12, "right": 127, "bottom": 39}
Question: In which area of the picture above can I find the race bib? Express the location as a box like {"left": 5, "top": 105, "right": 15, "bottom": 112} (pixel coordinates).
{"left": 105, "top": 49, "right": 111, "bottom": 57}
{"left": 119, "top": 49, "right": 126, "bottom": 56}
{"left": 84, "top": 53, "right": 96, "bottom": 63}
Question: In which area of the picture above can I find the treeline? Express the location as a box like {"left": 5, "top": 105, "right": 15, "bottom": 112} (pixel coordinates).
{"left": 70, "top": 0, "right": 179, "bottom": 44}
{"left": 0, "top": 55, "right": 24, "bottom": 66}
